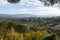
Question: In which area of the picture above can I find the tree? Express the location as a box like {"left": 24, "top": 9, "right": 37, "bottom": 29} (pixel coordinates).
{"left": 7, "top": 0, "right": 60, "bottom": 6}
{"left": 14, "top": 24, "right": 28, "bottom": 33}
{"left": 7, "top": 0, "right": 20, "bottom": 3}
{"left": 40, "top": 0, "right": 60, "bottom": 6}
{"left": 43, "top": 34, "right": 56, "bottom": 40}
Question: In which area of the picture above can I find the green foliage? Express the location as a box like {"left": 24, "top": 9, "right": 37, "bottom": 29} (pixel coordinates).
{"left": 0, "top": 19, "right": 59, "bottom": 40}
{"left": 43, "top": 34, "right": 56, "bottom": 40}
{"left": 40, "top": 0, "right": 59, "bottom": 6}
{"left": 14, "top": 24, "right": 28, "bottom": 33}
{"left": 7, "top": 0, "right": 20, "bottom": 3}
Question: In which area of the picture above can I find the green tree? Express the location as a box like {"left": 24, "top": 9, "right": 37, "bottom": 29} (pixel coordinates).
{"left": 7, "top": 0, "right": 20, "bottom": 3}
{"left": 14, "top": 24, "right": 28, "bottom": 33}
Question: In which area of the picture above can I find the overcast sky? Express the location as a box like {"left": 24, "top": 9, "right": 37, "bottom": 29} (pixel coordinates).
{"left": 0, "top": 0, "right": 60, "bottom": 16}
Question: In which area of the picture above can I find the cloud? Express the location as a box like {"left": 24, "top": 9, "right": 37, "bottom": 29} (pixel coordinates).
{"left": 0, "top": 0, "right": 60, "bottom": 16}
{"left": 19, "top": 0, "right": 44, "bottom": 7}
{"left": 0, "top": 8, "right": 59, "bottom": 16}
{"left": 0, "top": 0, "right": 9, "bottom": 6}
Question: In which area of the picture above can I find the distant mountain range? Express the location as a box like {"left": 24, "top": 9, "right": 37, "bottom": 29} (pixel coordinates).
{"left": 0, "top": 14, "right": 56, "bottom": 18}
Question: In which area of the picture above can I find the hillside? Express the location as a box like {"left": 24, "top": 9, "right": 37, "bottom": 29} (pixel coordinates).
{"left": 0, "top": 16, "right": 60, "bottom": 40}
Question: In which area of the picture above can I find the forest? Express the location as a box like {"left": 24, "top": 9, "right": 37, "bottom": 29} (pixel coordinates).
{"left": 0, "top": 16, "right": 60, "bottom": 40}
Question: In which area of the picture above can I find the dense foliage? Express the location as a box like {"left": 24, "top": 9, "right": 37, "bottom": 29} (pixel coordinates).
{"left": 0, "top": 17, "right": 60, "bottom": 40}
{"left": 7, "top": 0, "right": 20, "bottom": 3}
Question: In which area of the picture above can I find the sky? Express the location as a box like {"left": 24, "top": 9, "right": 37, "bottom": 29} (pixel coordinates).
{"left": 0, "top": 0, "right": 60, "bottom": 16}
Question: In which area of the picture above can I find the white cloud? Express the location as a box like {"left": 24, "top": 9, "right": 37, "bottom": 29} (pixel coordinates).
{"left": 0, "top": 8, "right": 59, "bottom": 16}
{"left": 0, "top": 0, "right": 60, "bottom": 16}
{"left": 19, "top": 0, "right": 44, "bottom": 7}
{"left": 0, "top": 0, "right": 9, "bottom": 6}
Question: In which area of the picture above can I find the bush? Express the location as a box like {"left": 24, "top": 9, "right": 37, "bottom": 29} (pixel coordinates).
{"left": 14, "top": 24, "right": 28, "bottom": 33}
